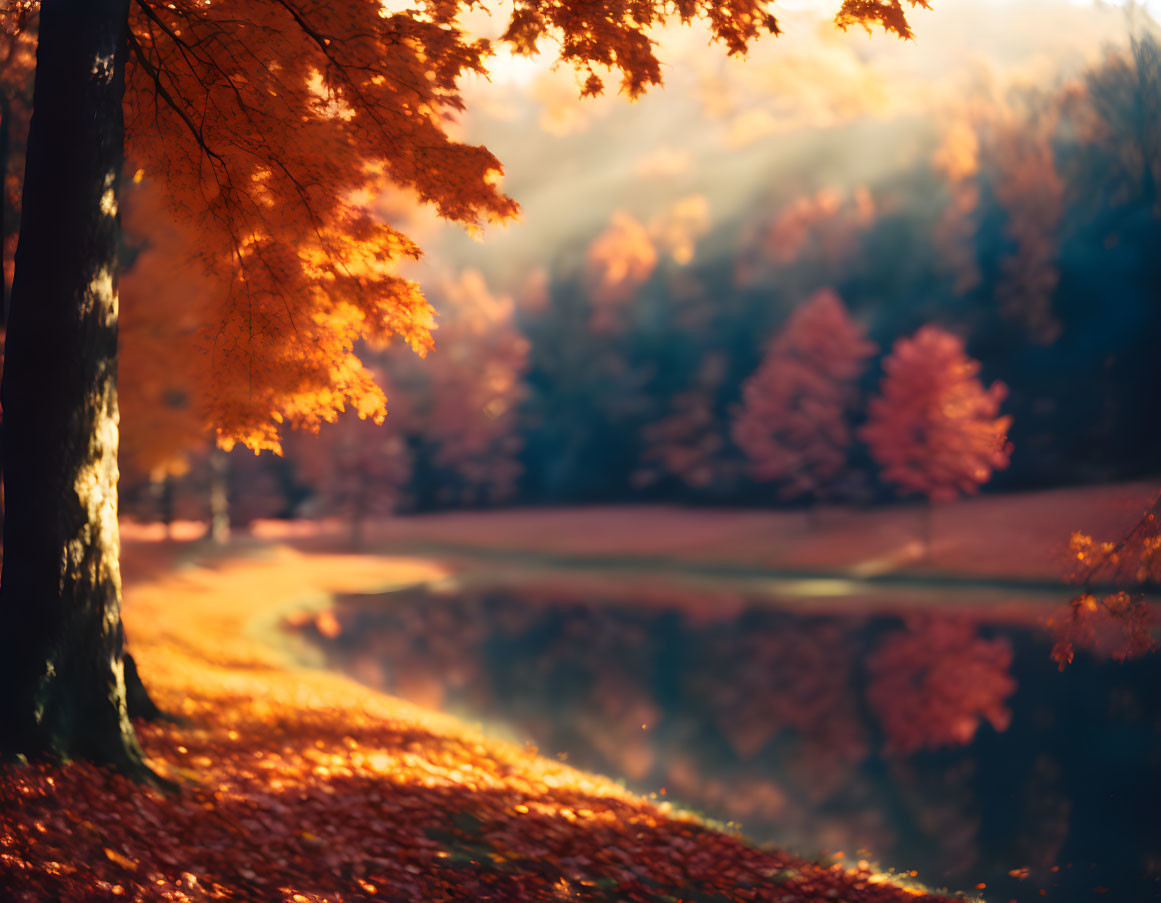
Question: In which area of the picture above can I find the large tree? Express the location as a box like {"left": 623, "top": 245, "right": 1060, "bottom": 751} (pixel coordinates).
{"left": 0, "top": 0, "right": 929, "bottom": 776}
{"left": 0, "top": 0, "right": 142, "bottom": 771}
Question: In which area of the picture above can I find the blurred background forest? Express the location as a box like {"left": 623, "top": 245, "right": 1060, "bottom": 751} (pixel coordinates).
{"left": 99, "top": 3, "right": 1161, "bottom": 530}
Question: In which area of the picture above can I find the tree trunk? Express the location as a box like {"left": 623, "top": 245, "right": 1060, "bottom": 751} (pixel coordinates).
{"left": 349, "top": 461, "right": 367, "bottom": 549}
{"left": 0, "top": 0, "right": 146, "bottom": 774}
{"left": 151, "top": 473, "right": 175, "bottom": 539}
{"left": 209, "top": 448, "right": 230, "bottom": 544}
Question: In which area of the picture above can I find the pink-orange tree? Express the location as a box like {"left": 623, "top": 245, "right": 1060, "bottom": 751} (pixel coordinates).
{"left": 291, "top": 408, "right": 412, "bottom": 546}
{"left": 0, "top": 0, "right": 931, "bottom": 775}
{"left": 732, "top": 288, "right": 876, "bottom": 502}
{"left": 397, "top": 271, "right": 529, "bottom": 507}
{"left": 859, "top": 326, "right": 1011, "bottom": 548}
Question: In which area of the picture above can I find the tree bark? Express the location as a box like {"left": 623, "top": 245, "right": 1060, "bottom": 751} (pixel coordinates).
{"left": 0, "top": 0, "right": 146, "bottom": 774}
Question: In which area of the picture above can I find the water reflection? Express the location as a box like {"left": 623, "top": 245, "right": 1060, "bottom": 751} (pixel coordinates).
{"left": 288, "top": 584, "right": 1161, "bottom": 899}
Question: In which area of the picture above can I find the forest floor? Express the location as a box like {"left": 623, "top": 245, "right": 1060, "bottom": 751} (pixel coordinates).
{"left": 0, "top": 541, "right": 967, "bottom": 903}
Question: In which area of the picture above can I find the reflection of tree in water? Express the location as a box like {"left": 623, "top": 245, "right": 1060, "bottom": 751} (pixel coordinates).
{"left": 501, "top": 601, "right": 661, "bottom": 781}
{"left": 290, "top": 587, "right": 1160, "bottom": 898}
{"left": 318, "top": 593, "right": 492, "bottom": 711}
{"left": 681, "top": 616, "right": 886, "bottom": 856}
{"left": 688, "top": 619, "right": 869, "bottom": 783}
{"left": 867, "top": 617, "right": 1016, "bottom": 755}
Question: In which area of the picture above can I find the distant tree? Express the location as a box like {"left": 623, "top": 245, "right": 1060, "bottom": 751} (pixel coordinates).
{"left": 931, "top": 117, "right": 982, "bottom": 296}
{"left": 860, "top": 325, "right": 1012, "bottom": 548}
{"left": 634, "top": 353, "right": 736, "bottom": 493}
{"left": 734, "top": 187, "right": 875, "bottom": 288}
{"left": 987, "top": 101, "right": 1065, "bottom": 344}
{"left": 1072, "top": 29, "right": 1161, "bottom": 212}
{"left": 585, "top": 212, "right": 658, "bottom": 335}
{"left": 520, "top": 277, "right": 654, "bottom": 501}
{"left": 207, "top": 449, "right": 230, "bottom": 543}
{"left": 292, "top": 409, "right": 411, "bottom": 546}
{"left": 731, "top": 288, "right": 876, "bottom": 504}
{"left": 390, "top": 271, "right": 529, "bottom": 507}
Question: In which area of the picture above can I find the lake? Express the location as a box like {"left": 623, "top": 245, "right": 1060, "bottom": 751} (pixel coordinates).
{"left": 290, "top": 578, "right": 1161, "bottom": 901}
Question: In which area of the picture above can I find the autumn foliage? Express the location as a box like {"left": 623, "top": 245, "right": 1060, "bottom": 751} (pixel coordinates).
{"left": 834, "top": 0, "right": 932, "bottom": 40}
{"left": 118, "top": 181, "right": 215, "bottom": 480}
{"left": 112, "top": 0, "right": 930, "bottom": 459}
{"left": 735, "top": 188, "right": 875, "bottom": 287}
{"left": 122, "top": 1, "right": 501, "bottom": 453}
{"left": 1049, "top": 492, "right": 1161, "bottom": 669}
{"left": 404, "top": 272, "right": 529, "bottom": 506}
{"left": 860, "top": 326, "right": 1012, "bottom": 503}
{"left": 585, "top": 212, "right": 658, "bottom": 334}
{"left": 291, "top": 407, "right": 412, "bottom": 534}
{"left": 732, "top": 288, "right": 876, "bottom": 501}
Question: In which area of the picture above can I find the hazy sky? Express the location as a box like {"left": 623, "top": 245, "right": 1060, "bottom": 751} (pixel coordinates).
{"left": 395, "top": 0, "right": 1145, "bottom": 301}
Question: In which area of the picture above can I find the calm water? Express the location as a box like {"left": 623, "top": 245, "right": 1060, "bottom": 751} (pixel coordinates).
{"left": 291, "top": 582, "right": 1161, "bottom": 901}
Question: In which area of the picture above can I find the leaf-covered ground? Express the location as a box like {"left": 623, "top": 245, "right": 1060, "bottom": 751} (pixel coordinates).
{"left": 0, "top": 545, "right": 966, "bottom": 902}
